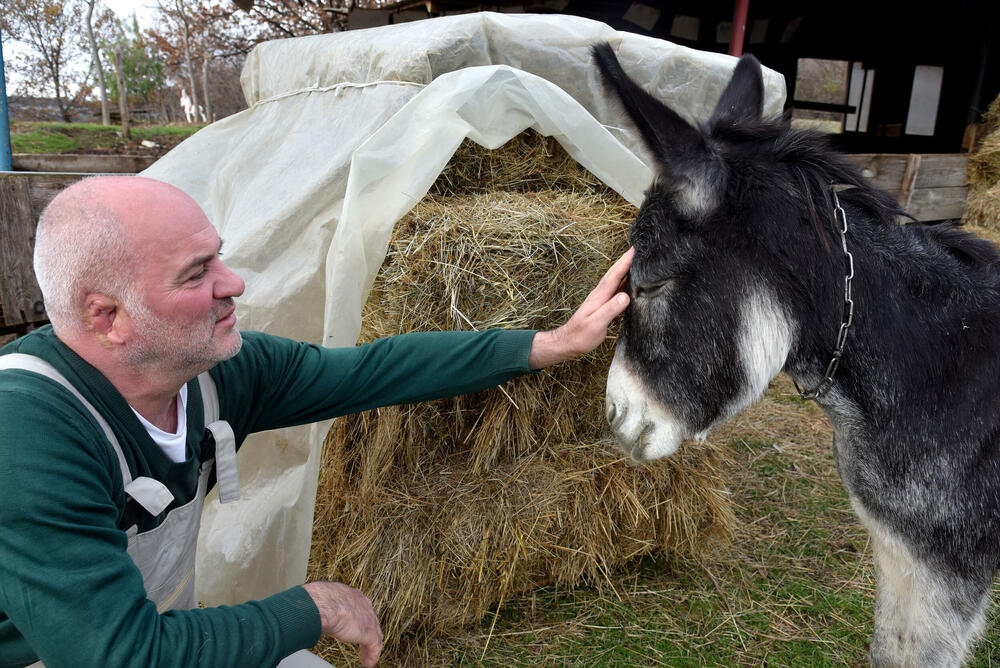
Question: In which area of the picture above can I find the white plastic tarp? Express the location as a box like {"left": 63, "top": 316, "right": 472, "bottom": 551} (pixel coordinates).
{"left": 142, "top": 11, "right": 786, "bottom": 605}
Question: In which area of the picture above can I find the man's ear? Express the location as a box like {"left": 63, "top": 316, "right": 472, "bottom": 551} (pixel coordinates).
{"left": 83, "top": 293, "right": 129, "bottom": 346}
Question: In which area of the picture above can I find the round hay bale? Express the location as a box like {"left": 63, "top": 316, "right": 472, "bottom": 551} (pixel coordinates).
{"left": 967, "top": 93, "right": 1000, "bottom": 228}
{"left": 309, "top": 132, "right": 735, "bottom": 657}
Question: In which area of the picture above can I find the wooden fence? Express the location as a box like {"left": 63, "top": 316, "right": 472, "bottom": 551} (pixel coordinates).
{"left": 843, "top": 153, "right": 968, "bottom": 221}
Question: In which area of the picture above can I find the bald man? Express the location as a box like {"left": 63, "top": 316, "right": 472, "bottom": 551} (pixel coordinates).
{"left": 0, "top": 176, "right": 633, "bottom": 668}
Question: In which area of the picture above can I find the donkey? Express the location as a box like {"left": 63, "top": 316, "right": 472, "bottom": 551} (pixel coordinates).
{"left": 595, "top": 43, "right": 1000, "bottom": 667}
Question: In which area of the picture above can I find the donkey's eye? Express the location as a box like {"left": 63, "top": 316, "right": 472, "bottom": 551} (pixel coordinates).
{"left": 634, "top": 278, "right": 678, "bottom": 299}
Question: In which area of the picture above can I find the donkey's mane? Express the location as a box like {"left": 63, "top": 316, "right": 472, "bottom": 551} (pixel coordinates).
{"left": 716, "top": 119, "right": 1000, "bottom": 274}
{"left": 715, "top": 120, "right": 898, "bottom": 223}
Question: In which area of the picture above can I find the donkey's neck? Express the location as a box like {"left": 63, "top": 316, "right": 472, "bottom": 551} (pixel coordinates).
{"left": 786, "top": 217, "right": 1000, "bottom": 426}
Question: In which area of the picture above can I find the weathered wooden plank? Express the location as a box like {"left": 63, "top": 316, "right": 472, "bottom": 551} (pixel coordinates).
{"left": 866, "top": 188, "right": 968, "bottom": 222}
{"left": 844, "top": 153, "right": 968, "bottom": 191}
{"left": 906, "top": 186, "right": 967, "bottom": 222}
{"left": 845, "top": 154, "right": 907, "bottom": 191}
{"left": 0, "top": 172, "right": 92, "bottom": 327}
{"left": 22, "top": 173, "right": 87, "bottom": 216}
{"left": 0, "top": 177, "right": 46, "bottom": 325}
{"left": 12, "top": 154, "right": 157, "bottom": 173}
{"left": 843, "top": 153, "right": 968, "bottom": 222}
{"left": 911, "top": 154, "right": 968, "bottom": 189}
{"left": 858, "top": 186, "right": 967, "bottom": 222}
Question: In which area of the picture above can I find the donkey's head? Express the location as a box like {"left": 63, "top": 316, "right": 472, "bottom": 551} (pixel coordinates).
{"left": 596, "top": 44, "right": 830, "bottom": 461}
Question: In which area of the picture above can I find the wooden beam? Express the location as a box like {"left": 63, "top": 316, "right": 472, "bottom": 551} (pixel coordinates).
{"left": 789, "top": 101, "right": 857, "bottom": 114}
{"left": 0, "top": 176, "right": 45, "bottom": 325}
{"left": 12, "top": 154, "right": 157, "bottom": 173}
{"left": 900, "top": 153, "right": 921, "bottom": 210}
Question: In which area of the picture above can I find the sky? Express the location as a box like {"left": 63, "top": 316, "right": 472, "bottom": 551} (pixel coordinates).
{"left": 104, "top": 0, "right": 157, "bottom": 29}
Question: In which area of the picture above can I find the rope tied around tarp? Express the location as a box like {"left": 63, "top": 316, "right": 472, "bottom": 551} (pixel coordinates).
{"left": 250, "top": 80, "right": 428, "bottom": 108}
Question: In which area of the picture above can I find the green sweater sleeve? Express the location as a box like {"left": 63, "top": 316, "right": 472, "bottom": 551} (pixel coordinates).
{"left": 0, "top": 373, "right": 319, "bottom": 668}
{"left": 212, "top": 328, "right": 537, "bottom": 441}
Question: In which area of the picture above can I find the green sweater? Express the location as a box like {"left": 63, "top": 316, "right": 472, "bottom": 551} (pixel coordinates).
{"left": 0, "top": 326, "right": 536, "bottom": 668}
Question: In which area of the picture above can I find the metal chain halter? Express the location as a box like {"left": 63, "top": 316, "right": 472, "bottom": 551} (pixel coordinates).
{"left": 795, "top": 187, "right": 855, "bottom": 401}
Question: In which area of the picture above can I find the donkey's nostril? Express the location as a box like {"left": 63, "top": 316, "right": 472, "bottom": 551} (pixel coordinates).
{"left": 606, "top": 402, "right": 628, "bottom": 430}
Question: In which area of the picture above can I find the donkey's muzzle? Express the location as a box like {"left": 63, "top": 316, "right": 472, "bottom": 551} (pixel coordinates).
{"left": 605, "top": 347, "right": 687, "bottom": 461}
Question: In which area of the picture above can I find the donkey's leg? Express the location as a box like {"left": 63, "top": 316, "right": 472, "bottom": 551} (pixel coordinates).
{"left": 857, "top": 502, "right": 991, "bottom": 667}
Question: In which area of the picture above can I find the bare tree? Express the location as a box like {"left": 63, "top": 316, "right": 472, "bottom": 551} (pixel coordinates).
{"left": 84, "top": 0, "right": 110, "bottom": 124}
{"left": 200, "top": 49, "right": 212, "bottom": 122}
{"left": 112, "top": 46, "right": 130, "bottom": 137}
{"left": 1, "top": 0, "right": 92, "bottom": 121}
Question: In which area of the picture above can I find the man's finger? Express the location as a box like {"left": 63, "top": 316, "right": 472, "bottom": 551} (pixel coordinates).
{"left": 592, "top": 247, "right": 634, "bottom": 300}
{"left": 592, "top": 291, "right": 630, "bottom": 327}
{"left": 360, "top": 642, "right": 382, "bottom": 668}
{"left": 608, "top": 247, "right": 634, "bottom": 281}
{"left": 575, "top": 292, "right": 629, "bottom": 344}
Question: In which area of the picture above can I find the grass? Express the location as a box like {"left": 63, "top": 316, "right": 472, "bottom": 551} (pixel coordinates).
{"left": 8, "top": 121, "right": 203, "bottom": 154}
{"left": 318, "top": 372, "right": 1000, "bottom": 667}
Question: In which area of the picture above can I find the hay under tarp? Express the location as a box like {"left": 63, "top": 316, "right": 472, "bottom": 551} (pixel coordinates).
{"left": 967, "top": 93, "right": 1000, "bottom": 229}
{"left": 308, "top": 131, "right": 735, "bottom": 657}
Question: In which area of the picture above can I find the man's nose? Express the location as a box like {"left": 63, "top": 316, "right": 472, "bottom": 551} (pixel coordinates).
{"left": 216, "top": 262, "right": 245, "bottom": 299}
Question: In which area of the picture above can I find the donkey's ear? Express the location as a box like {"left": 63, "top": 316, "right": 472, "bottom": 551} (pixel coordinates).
{"left": 709, "top": 54, "right": 764, "bottom": 128}
{"left": 593, "top": 42, "right": 724, "bottom": 219}
{"left": 592, "top": 42, "right": 706, "bottom": 167}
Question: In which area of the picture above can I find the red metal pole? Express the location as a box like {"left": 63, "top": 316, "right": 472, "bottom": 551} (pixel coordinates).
{"left": 729, "top": 0, "right": 750, "bottom": 56}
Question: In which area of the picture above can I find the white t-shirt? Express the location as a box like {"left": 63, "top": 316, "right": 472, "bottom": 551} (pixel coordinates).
{"left": 131, "top": 385, "right": 188, "bottom": 463}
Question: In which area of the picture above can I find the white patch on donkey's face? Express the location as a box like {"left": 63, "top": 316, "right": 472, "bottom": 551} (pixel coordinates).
{"left": 728, "top": 286, "right": 795, "bottom": 416}
{"left": 605, "top": 286, "right": 793, "bottom": 462}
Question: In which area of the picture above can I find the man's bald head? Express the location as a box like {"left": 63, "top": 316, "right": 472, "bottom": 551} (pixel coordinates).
{"left": 33, "top": 176, "right": 198, "bottom": 335}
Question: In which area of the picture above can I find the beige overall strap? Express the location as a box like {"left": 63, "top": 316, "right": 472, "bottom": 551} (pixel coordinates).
{"left": 197, "top": 372, "right": 241, "bottom": 503}
{"left": 0, "top": 353, "right": 174, "bottom": 516}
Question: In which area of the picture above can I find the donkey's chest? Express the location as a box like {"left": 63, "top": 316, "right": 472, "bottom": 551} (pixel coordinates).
{"left": 828, "top": 410, "right": 1000, "bottom": 562}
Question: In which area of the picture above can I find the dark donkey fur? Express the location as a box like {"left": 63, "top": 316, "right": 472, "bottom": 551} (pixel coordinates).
{"left": 595, "top": 43, "right": 1000, "bottom": 666}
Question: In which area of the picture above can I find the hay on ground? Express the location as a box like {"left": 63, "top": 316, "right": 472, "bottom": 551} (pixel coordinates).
{"left": 309, "top": 131, "right": 735, "bottom": 654}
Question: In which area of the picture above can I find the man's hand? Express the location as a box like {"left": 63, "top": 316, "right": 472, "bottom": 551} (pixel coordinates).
{"left": 303, "top": 581, "right": 383, "bottom": 667}
{"left": 528, "top": 247, "right": 633, "bottom": 370}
